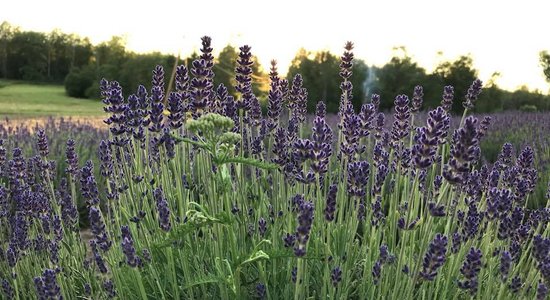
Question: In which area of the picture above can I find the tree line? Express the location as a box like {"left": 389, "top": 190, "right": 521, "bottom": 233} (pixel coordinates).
{"left": 1, "top": 21, "right": 550, "bottom": 113}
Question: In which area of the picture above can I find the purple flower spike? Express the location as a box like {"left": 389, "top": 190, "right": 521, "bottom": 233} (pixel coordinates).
{"left": 500, "top": 250, "right": 512, "bottom": 281}
{"left": 463, "top": 79, "right": 483, "bottom": 109}
{"left": 441, "top": 85, "right": 454, "bottom": 112}
{"left": 36, "top": 129, "right": 49, "bottom": 157}
{"left": 339, "top": 41, "right": 354, "bottom": 80}
{"left": 443, "top": 116, "right": 479, "bottom": 185}
{"left": 2, "top": 279, "right": 14, "bottom": 299}
{"left": 34, "top": 269, "right": 62, "bottom": 300}
{"left": 458, "top": 247, "right": 483, "bottom": 295}
{"left": 89, "top": 206, "right": 111, "bottom": 252}
{"left": 121, "top": 225, "right": 140, "bottom": 267}
{"left": 331, "top": 266, "right": 342, "bottom": 287}
{"left": 537, "top": 282, "right": 548, "bottom": 300}
{"left": 420, "top": 234, "right": 448, "bottom": 281}
{"left": 154, "top": 187, "right": 172, "bottom": 232}
{"left": 324, "top": 184, "right": 338, "bottom": 222}
{"left": 65, "top": 139, "right": 79, "bottom": 176}
{"left": 411, "top": 85, "right": 424, "bottom": 113}
{"left": 347, "top": 160, "right": 370, "bottom": 197}
{"left": 294, "top": 200, "right": 314, "bottom": 257}
{"left": 391, "top": 94, "right": 411, "bottom": 145}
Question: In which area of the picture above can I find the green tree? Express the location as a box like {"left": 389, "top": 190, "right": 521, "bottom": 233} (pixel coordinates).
{"left": 0, "top": 21, "right": 18, "bottom": 79}
{"left": 540, "top": 51, "right": 550, "bottom": 84}
{"left": 433, "top": 54, "right": 478, "bottom": 112}
{"left": 374, "top": 47, "right": 428, "bottom": 111}
{"left": 7, "top": 30, "right": 48, "bottom": 81}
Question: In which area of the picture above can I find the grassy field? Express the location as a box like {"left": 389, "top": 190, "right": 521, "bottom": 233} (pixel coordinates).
{"left": 0, "top": 80, "right": 103, "bottom": 117}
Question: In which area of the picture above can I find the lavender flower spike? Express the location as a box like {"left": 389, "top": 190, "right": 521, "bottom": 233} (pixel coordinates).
{"left": 463, "top": 79, "right": 483, "bottom": 109}
{"left": 420, "top": 233, "right": 448, "bottom": 281}
{"left": 294, "top": 199, "right": 315, "bottom": 257}
{"left": 154, "top": 187, "right": 172, "bottom": 232}
{"left": 458, "top": 247, "right": 483, "bottom": 295}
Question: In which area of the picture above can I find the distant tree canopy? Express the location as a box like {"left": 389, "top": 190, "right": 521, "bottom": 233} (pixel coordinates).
{"left": 540, "top": 51, "right": 550, "bottom": 84}
{"left": 0, "top": 21, "right": 549, "bottom": 112}
{"left": 0, "top": 21, "right": 92, "bottom": 82}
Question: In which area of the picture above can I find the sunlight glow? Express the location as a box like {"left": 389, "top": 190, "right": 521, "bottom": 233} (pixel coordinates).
{"left": 2, "top": 0, "right": 549, "bottom": 92}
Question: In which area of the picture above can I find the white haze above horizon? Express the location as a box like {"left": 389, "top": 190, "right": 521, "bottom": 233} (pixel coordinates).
{"left": 2, "top": 0, "right": 550, "bottom": 93}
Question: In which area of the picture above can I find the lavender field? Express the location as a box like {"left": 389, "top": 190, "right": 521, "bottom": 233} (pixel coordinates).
{"left": 1, "top": 38, "right": 550, "bottom": 299}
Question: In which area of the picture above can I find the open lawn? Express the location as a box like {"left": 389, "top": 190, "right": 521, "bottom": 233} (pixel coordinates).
{"left": 0, "top": 80, "right": 103, "bottom": 117}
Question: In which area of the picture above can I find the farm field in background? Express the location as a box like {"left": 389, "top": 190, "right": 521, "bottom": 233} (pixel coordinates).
{"left": 0, "top": 80, "right": 103, "bottom": 117}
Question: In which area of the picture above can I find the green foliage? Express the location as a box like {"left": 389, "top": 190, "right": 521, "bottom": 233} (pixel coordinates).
{"left": 540, "top": 50, "right": 550, "bottom": 83}
{"left": 64, "top": 65, "right": 96, "bottom": 98}
{"left": 373, "top": 47, "right": 428, "bottom": 110}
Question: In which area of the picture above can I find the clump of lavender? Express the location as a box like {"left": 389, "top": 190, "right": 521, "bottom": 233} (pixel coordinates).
{"left": 419, "top": 234, "right": 448, "bottom": 281}
{"left": 294, "top": 199, "right": 314, "bottom": 257}
{"left": 458, "top": 247, "right": 483, "bottom": 295}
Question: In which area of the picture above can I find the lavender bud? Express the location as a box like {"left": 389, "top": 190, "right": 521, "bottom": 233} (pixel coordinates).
{"left": 420, "top": 234, "right": 448, "bottom": 281}
{"left": 463, "top": 79, "right": 483, "bottom": 109}
{"left": 324, "top": 184, "right": 338, "bottom": 222}
{"left": 256, "top": 283, "right": 266, "bottom": 300}
{"left": 294, "top": 200, "right": 314, "bottom": 257}
{"left": 537, "top": 282, "right": 548, "bottom": 300}
{"left": 457, "top": 247, "right": 483, "bottom": 295}
{"left": 154, "top": 187, "right": 172, "bottom": 232}
{"left": 372, "top": 260, "right": 382, "bottom": 284}
{"left": 103, "top": 279, "right": 116, "bottom": 298}
{"left": 331, "top": 266, "right": 342, "bottom": 287}
{"left": 441, "top": 85, "right": 454, "bottom": 112}
{"left": 258, "top": 218, "right": 267, "bottom": 237}
{"left": 411, "top": 85, "right": 424, "bottom": 113}
{"left": 500, "top": 250, "right": 512, "bottom": 281}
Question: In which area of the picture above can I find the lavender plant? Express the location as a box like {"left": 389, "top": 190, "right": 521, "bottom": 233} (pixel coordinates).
{"left": 0, "top": 37, "right": 549, "bottom": 300}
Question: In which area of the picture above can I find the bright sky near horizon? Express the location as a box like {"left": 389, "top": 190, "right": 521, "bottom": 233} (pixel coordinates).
{"left": 2, "top": 0, "right": 550, "bottom": 93}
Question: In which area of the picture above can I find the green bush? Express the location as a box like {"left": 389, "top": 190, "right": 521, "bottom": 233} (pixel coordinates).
{"left": 64, "top": 66, "right": 96, "bottom": 98}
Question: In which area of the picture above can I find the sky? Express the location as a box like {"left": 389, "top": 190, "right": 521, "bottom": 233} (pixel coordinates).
{"left": 2, "top": 0, "right": 550, "bottom": 93}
